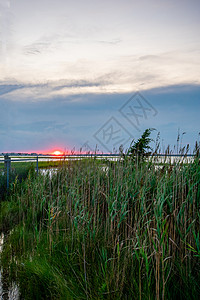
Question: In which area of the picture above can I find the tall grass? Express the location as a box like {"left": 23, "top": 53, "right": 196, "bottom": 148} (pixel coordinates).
{"left": 0, "top": 163, "right": 33, "bottom": 200}
{"left": 0, "top": 156, "right": 200, "bottom": 299}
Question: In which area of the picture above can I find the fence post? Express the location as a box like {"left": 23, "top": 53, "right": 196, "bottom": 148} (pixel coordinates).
{"left": 4, "top": 155, "right": 11, "bottom": 190}
{"left": 36, "top": 155, "right": 39, "bottom": 175}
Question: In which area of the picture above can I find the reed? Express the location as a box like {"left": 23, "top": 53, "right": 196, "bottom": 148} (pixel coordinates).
{"left": 0, "top": 152, "right": 200, "bottom": 299}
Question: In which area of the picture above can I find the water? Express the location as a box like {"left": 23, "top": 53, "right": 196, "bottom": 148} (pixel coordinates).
{"left": 39, "top": 167, "right": 58, "bottom": 178}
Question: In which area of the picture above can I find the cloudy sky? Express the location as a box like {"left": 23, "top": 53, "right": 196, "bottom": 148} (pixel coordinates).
{"left": 0, "top": 0, "right": 200, "bottom": 153}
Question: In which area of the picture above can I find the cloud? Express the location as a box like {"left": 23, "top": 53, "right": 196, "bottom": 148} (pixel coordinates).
{"left": 0, "top": 84, "right": 199, "bottom": 152}
{"left": 0, "top": 84, "right": 24, "bottom": 96}
{"left": 97, "top": 38, "right": 122, "bottom": 45}
{"left": 139, "top": 55, "right": 160, "bottom": 61}
{"left": 22, "top": 33, "right": 122, "bottom": 58}
{"left": 12, "top": 121, "right": 69, "bottom": 133}
{"left": 0, "top": 74, "right": 116, "bottom": 100}
{"left": 51, "top": 79, "right": 105, "bottom": 91}
{"left": 24, "top": 47, "right": 41, "bottom": 55}
{"left": 23, "top": 35, "right": 60, "bottom": 56}
{"left": 1, "top": 39, "right": 200, "bottom": 101}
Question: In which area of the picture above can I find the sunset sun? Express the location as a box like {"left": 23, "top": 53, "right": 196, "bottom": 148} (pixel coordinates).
{"left": 52, "top": 150, "right": 63, "bottom": 156}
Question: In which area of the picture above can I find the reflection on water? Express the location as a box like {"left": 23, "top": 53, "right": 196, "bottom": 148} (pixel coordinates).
{"left": 39, "top": 168, "right": 58, "bottom": 178}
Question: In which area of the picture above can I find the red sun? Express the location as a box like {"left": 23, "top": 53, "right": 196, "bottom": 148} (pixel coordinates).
{"left": 52, "top": 150, "right": 63, "bottom": 156}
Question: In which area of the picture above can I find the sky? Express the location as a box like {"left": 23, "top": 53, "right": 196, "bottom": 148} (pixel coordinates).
{"left": 0, "top": 0, "right": 200, "bottom": 153}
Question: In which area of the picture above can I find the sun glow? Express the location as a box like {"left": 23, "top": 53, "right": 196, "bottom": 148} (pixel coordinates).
{"left": 52, "top": 150, "right": 63, "bottom": 156}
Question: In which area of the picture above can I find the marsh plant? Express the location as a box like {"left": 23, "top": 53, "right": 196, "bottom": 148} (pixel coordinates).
{"left": 0, "top": 163, "right": 33, "bottom": 200}
{"left": 0, "top": 138, "right": 200, "bottom": 299}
